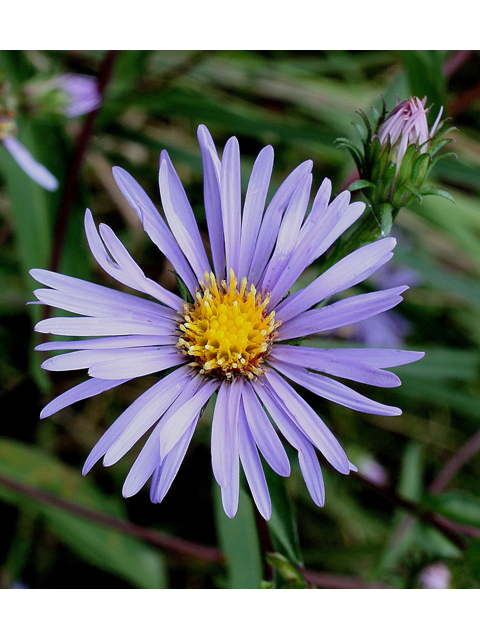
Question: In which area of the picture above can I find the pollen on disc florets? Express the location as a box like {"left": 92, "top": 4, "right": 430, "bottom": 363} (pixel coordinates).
{"left": 177, "top": 269, "right": 281, "bottom": 380}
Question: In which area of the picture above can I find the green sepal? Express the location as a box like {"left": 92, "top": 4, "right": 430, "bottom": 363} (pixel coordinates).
{"left": 265, "top": 552, "right": 309, "bottom": 589}
{"left": 347, "top": 179, "right": 375, "bottom": 192}
{"left": 174, "top": 271, "right": 194, "bottom": 304}
{"left": 404, "top": 184, "right": 423, "bottom": 203}
{"left": 420, "top": 186, "right": 456, "bottom": 203}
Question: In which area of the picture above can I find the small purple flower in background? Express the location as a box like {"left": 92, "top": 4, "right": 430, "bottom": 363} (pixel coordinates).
{"left": 31, "top": 125, "right": 423, "bottom": 519}
{"left": 377, "top": 96, "right": 443, "bottom": 168}
{"left": 357, "top": 456, "right": 388, "bottom": 487}
{"left": 50, "top": 74, "right": 100, "bottom": 118}
{"left": 419, "top": 562, "right": 451, "bottom": 589}
{"left": 0, "top": 114, "right": 58, "bottom": 191}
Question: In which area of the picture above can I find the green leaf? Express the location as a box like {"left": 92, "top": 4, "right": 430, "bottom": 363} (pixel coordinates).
{"left": 423, "top": 492, "right": 480, "bottom": 529}
{"left": 213, "top": 484, "right": 263, "bottom": 589}
{"left": 0, "top": 438, "right": 166, "bottom": 589}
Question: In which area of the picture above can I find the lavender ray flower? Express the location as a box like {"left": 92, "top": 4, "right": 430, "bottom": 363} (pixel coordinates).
{"left": 220, "top": 137, "right": 242, "bottom": 279}
{"left": 40, "top": 377, "right": 130, "bottom": 420}
{"left": 32, "top": 124, "right": 423, "bottom": 519}
{"left": 113, "top": 166, "right": 198, "bottom": 294}
{"left": 2, "top": 135, "right": 58, "bottom": 191}
{"left": 271, "top": 345, "right": 402, "bottom": 388}
{"left": 211, "top": 378, "right": 243, "bottom": 489}
{"left": 278, "top": 286, "right": 408, "bottom": 341}
{"left": 276, "top": 236, "right": 397, "bottom": 323}
{"left": 150, "top": 419, "right": 198, "bottom": 503}
{"left": 238, "top": 145, "right": 274, "bottom": 279}
{"left": 197, "top": 125, "right": 225, "bottom": 280}
{"left": 237, "top": 402, "right": 272, "bottom": 520}
{"left": 270, "top": 359, "right": 402, "bottom": 417}
{"left": 241, "top": 383, "right": 290, "bottom": 477}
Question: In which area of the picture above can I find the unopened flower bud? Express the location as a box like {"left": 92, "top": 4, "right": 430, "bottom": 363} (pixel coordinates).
{"left": 337, "top": 96, "right": 455, "bottom": 238}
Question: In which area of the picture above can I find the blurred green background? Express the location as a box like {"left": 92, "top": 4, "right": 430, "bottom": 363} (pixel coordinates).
{"left": 1, "top": 50, "right": 480, "bottom": 589}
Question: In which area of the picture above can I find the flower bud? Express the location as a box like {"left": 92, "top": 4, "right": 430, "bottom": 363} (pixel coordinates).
{"left": 337, "top": 96, "right": 455, "bottom": 234}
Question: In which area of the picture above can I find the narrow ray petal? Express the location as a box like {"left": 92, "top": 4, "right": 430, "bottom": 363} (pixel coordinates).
{"left": 2, "top": 136, "right": 58, "bottom": 191}
{"left": 271, "top": 345, "right": 401, "bottom": 388}
{"left": 220, "top": 137, "right": 242, "bottom": 277}
{"left": 82, "top": 366, "right": 190, "bottom": 475}
{"left": 88, "top": 350, "right": 187, "bottom": 379}
{"left": 211, "top": 378, "right": 243, "bottom": 487}
{"left": 237, "top": 402, "right": 272, "bottom": 520}
{"left": 242, "top": 382, "right": 290, "bottom": 477}
{"left": 278, "top": 286, "right": 408, "bottom": 341}
{"left": 113, "top": 166, "right": 198, "bottom": 294}
{"left": 248, "top": 159, "right": 313, "bottom": 285}
{"left": 197, "top": 125, "right": 225, "bottom": 279}
{"left": 159, "top": 377, "right": 220, "bottom": 460}
{"left": 276, "top": 237, "right": 396, "bottom": 322}
{"left": 238, "top": 145, "right": 274, "bottom": 279}
{"left": 40, "top": 377, "right": 129, "bottom": 419}
{"left": 270, "top": 360, "right": 402, "bottom": 416}
{"left": 263, "top": 370, "right": 350, "bottom": 474}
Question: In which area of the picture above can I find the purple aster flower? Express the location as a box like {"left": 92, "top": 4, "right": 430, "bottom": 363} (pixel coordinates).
{"left": 31, "top": 125, "right": 423, "bottom": 519}
{"left": 1, "top": 116, "right": 58, "bottom": 191}
{"left": 419, "top": 562, "right": 451, "bottom": 589}
{"left": 50, "top": 74, "right": 101, "bottom": 118}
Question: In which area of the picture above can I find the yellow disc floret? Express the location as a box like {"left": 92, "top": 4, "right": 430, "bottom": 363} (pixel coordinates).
{"left": 177, "top": 269, "right": 280, "bottom": 379}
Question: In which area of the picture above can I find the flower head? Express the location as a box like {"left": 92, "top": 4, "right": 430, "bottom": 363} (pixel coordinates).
{"left": 50, "top": 74, "right": 101, "bottom": 118}
{"left": 31, "top": 125, "right": 423, "bottom": 519}
{"left": 377, "top": 96, "right": 442, "bottom": 167}
{"left": 337, "top": 96, "right": 454, "bottom": 220}
{"left": 24, "top": 74, "right": 100, "bottom": 118}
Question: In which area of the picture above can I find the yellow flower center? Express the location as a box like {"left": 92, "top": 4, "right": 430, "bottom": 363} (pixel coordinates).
{"left": 177, "top": 270, "right": 280, "bottom": 379}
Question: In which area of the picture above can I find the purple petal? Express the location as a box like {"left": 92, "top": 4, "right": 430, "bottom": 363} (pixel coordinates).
{"left": 40, "top": 377, "right": 129, "bottom": 419}
{"left": 159, "top": 158, "right": 211, "bottom": 282}
{"left": 260, "top": 172, "right": 312, "bottom": 293}
{"left": 271, "top": 345, "right": 401, "bottom": 388}
{"left": 220, "top": 137, "right": 242, "bottom": 277}
{"left": 197, "top": 125, "right": 225, "bottom": 279}
{"left": 159, "top": 377, "right": 220, "bottom": 459}
{"left": 276, "top": 237, "right": 396, "bottom": 323}
{"left": 298, "top": 444, "right": 325, "bottom": 507}
{"left": 248, "top": 159, "right": 313, "bottom": 286}
{"left": 113, "top": 166, "right": 198, "bottom": 294}
{"left": 103, "top": 366, "right": 192, "bottom": 466}
{"left": 237, "top": 145, "right": 274, "bottom": 279}
{"left": 34, "top": 316, "right": 176, "bottom": 337}
{"left": 337, "top": 348, "right": 425, "bottom": 368}
{"left": 237, "top": 402, "right": 271, "bottom": 520}
{"left": 277, "top": 286, "right": 408, "bottom": 341}
{"left": 82, "top": 366, "right": 190, "bottom": 474}
{"left": 122, "top": 425, "right": 161, "bottom": 498}
{"left": 211, "top": 378, "right": 243, "bottom": 488}
{"left": 35, "top": 335, "right": 177, "bottom": 352}
{"left": 84, "top": 209, "right": 182, "bottom": 309}
{"left": 242, "top": 382, "right": 290, "bottom": 477}
{"left": 2, "top": 136, "right": 58, "bottom": 191}
{"left": 270, "top": 359, "right": 402, "bottom": 416}
{"left": 88, "top": 350, "right": 187, "bottom": 380}
{"left": 30, "top": 268, "right": 177, "bottom": 320}
{"left": 153, "top": 418, "right": 198, "bottom": 503}
{"left": 263, "top": 370, "right": 350, "bottom": 474}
